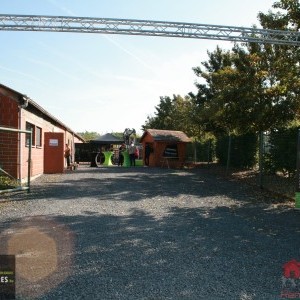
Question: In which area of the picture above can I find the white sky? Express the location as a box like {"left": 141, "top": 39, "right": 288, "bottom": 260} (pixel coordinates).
{"left": 0, "top": 0, "right": 275, "bottom": 134}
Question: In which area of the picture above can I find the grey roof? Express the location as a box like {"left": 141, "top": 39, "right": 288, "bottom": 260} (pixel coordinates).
{"left": 90, "top": 133, "right": 123, "bottom": 144}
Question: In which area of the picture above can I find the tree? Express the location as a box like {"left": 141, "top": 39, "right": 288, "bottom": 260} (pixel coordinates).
{"left": 191, "top": 47, "right": 242, "bottom": 135}
{"left": 191, "top": 30, "right": 300, "bottom": 135}
{"left": 259, "top": 0, "right": 300, "bottom": 31}
{"left": 142, "top": 0, "right": 300, "bottom": 140}
{"left": 77, "top": 131, "right": 100, "bottom": 141}
{"left": 142, "top": 95, "right": 196, "bottom": 137}
{"left": 142, "top": 96, "right": 174, "bottom": 130}
{"left": 257, "top": 0, "right": 300, "bottom": 125}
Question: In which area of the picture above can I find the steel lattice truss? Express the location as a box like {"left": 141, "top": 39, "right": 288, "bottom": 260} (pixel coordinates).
{"left": 0, "top": 14, "right": 300, "bottom": 46}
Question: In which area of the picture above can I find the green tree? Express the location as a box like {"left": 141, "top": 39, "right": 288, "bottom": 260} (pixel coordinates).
{"left": 142, "top": 96, "right": 174, "bottom": 130}
{"left": 189, "top": 0, "right": 300, "bottom": 137}
{"left": 142, "top": 95, "right": 196, "bottom": 137}
{"left": 257, "top": 0, "right": 300, "bottom": 124}
{"left": 259, "top": 0, "right": 300, "bottom": 31}
{"left": 77, "top": 131, "right": 100, "bottom": 141}
{"left": 192, "top": 47, "right": 239, "bottom": 135}
{"left": 142, "top": 0, "right": 300, "bottom": 142}
{"left": 192, "top": 38, "right": 300, "bottom": 135}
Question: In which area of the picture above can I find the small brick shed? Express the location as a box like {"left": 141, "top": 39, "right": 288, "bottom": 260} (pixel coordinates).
{"left": 140, "top": 129, "right": 191, "bottom": 168}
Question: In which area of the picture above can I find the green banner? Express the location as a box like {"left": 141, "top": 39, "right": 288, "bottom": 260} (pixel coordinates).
{"left": 296, "top": 192, "right": 300, "bottom": 209}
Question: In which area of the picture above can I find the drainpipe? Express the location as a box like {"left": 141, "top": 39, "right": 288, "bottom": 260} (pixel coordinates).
{"left": 72, "top": 132, "right": 75, "bottom": 163}
{"left": 18, "top": 106, "right": 22, "bottom": 181}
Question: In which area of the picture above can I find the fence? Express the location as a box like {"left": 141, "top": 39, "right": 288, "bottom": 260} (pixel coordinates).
{"left": 186, "top": 139, "right": 215, "bottom": 164}
{"left": 187, "top": 129, "right": 299, "bottom": 200}
{"left": 0, "top": 126, "right": 32, "bottom": 193}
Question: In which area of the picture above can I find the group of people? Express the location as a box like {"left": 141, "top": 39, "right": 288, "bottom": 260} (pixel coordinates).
{"left": 124, "top": 141, "right": 151, "bottom": 167}
{"left": 65, "top": 141, "right": 152, "bottom": 169}
{"left": 118, "top": 140, "right": 138, "bottom": 167}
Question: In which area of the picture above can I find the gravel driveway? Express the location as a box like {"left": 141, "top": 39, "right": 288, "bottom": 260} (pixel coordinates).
{"left": 0, "top": 166, "right": 300, "bottom": 300}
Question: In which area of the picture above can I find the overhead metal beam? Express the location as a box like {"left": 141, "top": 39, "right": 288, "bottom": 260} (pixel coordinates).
{"left": 0, "top": 14, "right": 300, "bottom": 46}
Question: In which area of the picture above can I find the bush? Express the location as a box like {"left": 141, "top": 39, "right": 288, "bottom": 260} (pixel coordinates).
{"left": 264, "top": 127, "right": 299, "bottom": 177}
{"left": 0, "top": 176, "right": 19, "bottom": 190}
{"left": 216, "top": 133, "right": 257, "bottom": 168}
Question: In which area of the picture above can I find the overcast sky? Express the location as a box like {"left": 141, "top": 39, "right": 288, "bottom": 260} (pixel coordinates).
{"left": 1, "top": 0, "right": 275, "bottom": 134}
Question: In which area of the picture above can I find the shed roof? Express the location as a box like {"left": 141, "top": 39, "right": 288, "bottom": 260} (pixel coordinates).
{"left": 140, "top": 129, "right": 191, "bottom": 143}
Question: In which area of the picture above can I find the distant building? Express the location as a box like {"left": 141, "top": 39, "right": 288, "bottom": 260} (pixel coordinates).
{"left": 140, "top": 129, "right": 191, "bottom": 168}
{"left": 0, "top": 84, "right": 84, "bottom": 181}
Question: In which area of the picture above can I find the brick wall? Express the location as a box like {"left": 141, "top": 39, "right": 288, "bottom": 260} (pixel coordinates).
{"left": 20, "top": 110, "right": 83, "bottom": 180}
{"left": 0, "top": 94, "right": 19, "bottom": 178}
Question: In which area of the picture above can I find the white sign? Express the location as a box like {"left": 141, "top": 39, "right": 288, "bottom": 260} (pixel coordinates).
{"left": 49, "top": 139, "right": 58, "bottom": 146}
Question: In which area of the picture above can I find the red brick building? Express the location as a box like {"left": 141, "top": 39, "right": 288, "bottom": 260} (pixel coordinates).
{"left": 0, "top": 84, "right": 84, "bottom": 181}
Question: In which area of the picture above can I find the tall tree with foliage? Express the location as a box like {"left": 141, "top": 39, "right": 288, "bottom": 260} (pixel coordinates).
{"left": 257, "top": 0, "right": 300, "bottom": 127}
{"left": 143, "top": 0, "right": 300, "bottom": 143}
{"left": 191, "top": 46, "right": 259, "bottom": 135}
{"left": 143, "top": 96, "right": 174, "bottom": 130}
{"left": 142, "top": 94, "right": 196, "bottom": 137}
{"left": 190, "top": 46, "right": 234, "bottom": 135}
{"left": 191, "top": 0, "right": 300, "bottom": 136}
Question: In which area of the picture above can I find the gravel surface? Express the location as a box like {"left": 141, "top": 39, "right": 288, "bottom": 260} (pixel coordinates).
{"left": 0, "top": 166, "right": 300, "bottom": 299}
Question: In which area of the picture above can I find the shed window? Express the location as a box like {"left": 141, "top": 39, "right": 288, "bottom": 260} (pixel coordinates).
{"left": 163, "top": 144, "right": 178, "bottom": 157}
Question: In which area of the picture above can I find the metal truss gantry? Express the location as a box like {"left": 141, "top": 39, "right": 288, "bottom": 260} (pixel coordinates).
{"left": 0, "top": 14, "right": 300, "bottom": 46}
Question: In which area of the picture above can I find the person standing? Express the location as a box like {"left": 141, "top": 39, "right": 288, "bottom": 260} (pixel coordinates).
{"left": 64, "top": 144, "right": 71, "bottom": 169}
{"left": 128, "top": 141, "right": 136, "bottom": 166}
{"left": 118, "top": 144, "right": 125, "bottom": 166}
{"left": 144, "top": 144, "right": 151, "bottom": 166}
